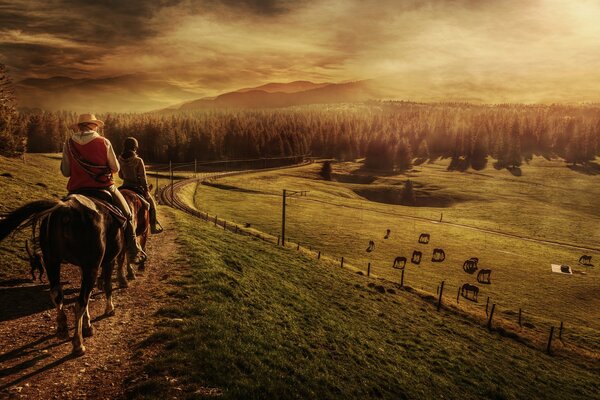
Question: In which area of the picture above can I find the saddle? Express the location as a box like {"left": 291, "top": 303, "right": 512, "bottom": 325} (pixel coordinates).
{"left": 66, "top": 190, "right": 127, "bottom": 227}
{"left": 118, "top": 185, "right": 150, "bottom": 208}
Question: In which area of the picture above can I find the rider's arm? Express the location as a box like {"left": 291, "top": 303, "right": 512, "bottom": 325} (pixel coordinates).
{"left": 105, "top": 139, "right": 120, "bottom": 173}
{"left": 138, "top": 158, "right": 149, "bottom": 190}
{"left": 60, "top": 141, "right": 70, "bottom": 177}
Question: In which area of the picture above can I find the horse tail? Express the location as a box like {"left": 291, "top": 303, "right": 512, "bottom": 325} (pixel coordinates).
{"left": 0, "top": 199, "right": 60, "bottom": 242}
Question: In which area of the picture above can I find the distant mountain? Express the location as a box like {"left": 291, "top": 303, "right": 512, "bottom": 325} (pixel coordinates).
{"left": 235, "top": 81, "right": 330, "bottom": 94}
{"left": 15, "top": 74, "right": 201, "bottom": 113}
{"left": 176, "top": 80, "right": 380, "bottom": 111}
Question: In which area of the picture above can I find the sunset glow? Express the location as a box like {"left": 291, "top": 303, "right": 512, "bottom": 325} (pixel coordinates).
{"left": 2, "top": 0, "right": 600, "bottom": 110}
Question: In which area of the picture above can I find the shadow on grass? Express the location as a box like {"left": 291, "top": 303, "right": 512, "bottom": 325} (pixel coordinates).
{"left": 567, "top": 162, "right": 600, "bottom": 176}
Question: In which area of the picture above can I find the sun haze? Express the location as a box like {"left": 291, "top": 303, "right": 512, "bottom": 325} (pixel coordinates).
{"left": 1, "top": 0, "right": 600, "bottom": 111}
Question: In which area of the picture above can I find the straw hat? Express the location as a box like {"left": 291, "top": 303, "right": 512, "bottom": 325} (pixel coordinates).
{"left": 70, "top": 113, "right": 104, "bottom": 130}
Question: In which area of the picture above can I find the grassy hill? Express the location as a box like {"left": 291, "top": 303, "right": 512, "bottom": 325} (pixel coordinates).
{"left": 129, "top": 206, "right": 599, "bottom": 399}
{"left": 0, "top": 154, "right": 68, "bottom": 280}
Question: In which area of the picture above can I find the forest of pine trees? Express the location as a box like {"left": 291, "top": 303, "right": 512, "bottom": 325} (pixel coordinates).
{"left": 6, "top": 102, "right": 600, "bottom": 171}
{"left": 0, "top": 64, "right": 24, "bottom": 156}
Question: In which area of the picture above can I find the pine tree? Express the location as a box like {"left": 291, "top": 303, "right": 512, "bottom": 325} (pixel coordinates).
{"left": 0, "top": 64, "right": 22, "bottom": 156}
{"left": 320, "top": 160, "right": 332, "bottom": 180}
{"left": 401, "top": 179, "right": 416, "bottom": 205}
{"left": 395, "top": 138, "right": 413, "bottom": 172}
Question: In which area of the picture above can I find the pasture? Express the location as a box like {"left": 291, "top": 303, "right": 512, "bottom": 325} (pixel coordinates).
{"left": 131, "top": 207, "right": 599, "bottom": 399}
{"left": 190, "top": 158, "right": 600, "bottom": 350}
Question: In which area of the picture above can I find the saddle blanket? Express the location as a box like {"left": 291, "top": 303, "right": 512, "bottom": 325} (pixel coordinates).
{"left": 68, "top": 194, "right": 128, "bottom": 227}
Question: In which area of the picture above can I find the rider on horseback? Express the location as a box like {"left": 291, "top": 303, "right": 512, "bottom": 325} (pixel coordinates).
{"left": 60, "top": 114, "right": 147, "bottom": 264}
{"left": 118, "top": 137, "right": 163, "bottom": 234}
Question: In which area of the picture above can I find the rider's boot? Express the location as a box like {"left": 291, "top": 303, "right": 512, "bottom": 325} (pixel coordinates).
{"left": 125, "top": 220, "right": 147, "bottom": 264}
{"left": 149, "top": 207, "right": 163, "bottom": 234}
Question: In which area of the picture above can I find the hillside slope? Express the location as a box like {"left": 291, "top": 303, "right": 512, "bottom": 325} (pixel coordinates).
{"left": 129, "top": 207, "right": 599, "bottom": 400}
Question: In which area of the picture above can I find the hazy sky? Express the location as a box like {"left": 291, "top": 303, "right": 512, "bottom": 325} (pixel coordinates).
{"left": 2, "top": 0, "right": 600, "bottom": 102}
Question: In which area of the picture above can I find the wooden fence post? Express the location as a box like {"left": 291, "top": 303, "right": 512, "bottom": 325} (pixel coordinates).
{"left": 518, "top": 308, "right": 522, "bottom": 327}
{"left": 559, "top": 321, "right": 563, "bottom": 340}
{"left": 487, "top": 304, "right": 496, "bottom": 330}
{"left": 223, "top": 220, "right": 227, "bottom": 230}
{"left": 485, "top": 297, "right": 490, "bottom": 316}
{"left": 341, "top": 257, "right": 344, "bottom": 268}
{"left": 277, "top": 236, "right": 280, "bottom": 246}
{"left": 297, "top": 243, "right": 300, "bottom": 250}
{"left": 367, "top": 262, "right": 371, "bottom": 277}
{"left": 214, "top": 215, "right": 217, "bottom": 226}
{"left": 456, "top": 287, "right": 461, "bottom": 304}
{"left": 547, "top": 326, "right": 555, "bottom": 354}
{"left": 317, "top": 251, "right": 321, "bottom": 260}
{"left": 437, "top": 281, "right": 444, "bottom": 311}
{"left": 400, "top": 269, "right": 405, "bottom": 288}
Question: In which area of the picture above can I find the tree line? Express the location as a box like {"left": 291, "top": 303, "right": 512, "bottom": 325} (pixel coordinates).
{"left": 2, "top": 68, "right": 599, "bottom": 172}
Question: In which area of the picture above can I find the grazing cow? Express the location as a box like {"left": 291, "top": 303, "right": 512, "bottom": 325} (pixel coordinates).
{"left": 463, "top": 259, "right": 478, "bottom": 274}
{"left": 477, "top": 269, "right": 492, "bottom": 284}
{"left": 579, "top": 255, "right": 593, "bottom": 266}
{"left": 411, "top": 250, "right": 422, "bottom": 265}
{"left": 366, "top": 240, "right": 375, "bottom": 253}
{"left": 432, "top": 248, "right": 445, "bottom": 262}
{"left": 25, "top": 239, "right": 45, "bottom": 282}
{"left": 418, "top": 233, "right": 430, "bottom": 244}
{"left": 392, "top": 256, "right": 407, "bottom": 269}
{"left": 384, "top": 229, "right": 391, "bottom": 239}
{"left": 461, "top": 283, "right": 479, "bottom": 302}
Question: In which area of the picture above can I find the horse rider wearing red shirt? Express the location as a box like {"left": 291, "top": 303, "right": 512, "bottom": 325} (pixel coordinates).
{"left": 60, "top": 113, "right": 147, "bottom": 264}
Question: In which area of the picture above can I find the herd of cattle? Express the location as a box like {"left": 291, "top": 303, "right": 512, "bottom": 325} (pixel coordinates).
{"left": 370, "top": 230, "right": 492, "bottom": 302}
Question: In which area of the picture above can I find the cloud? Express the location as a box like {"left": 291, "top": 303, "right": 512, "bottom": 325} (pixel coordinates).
{"left": 2, "top": 0, "right": 600, "bottom": 108}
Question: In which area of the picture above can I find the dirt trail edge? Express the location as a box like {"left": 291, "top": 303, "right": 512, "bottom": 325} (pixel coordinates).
{"left": 0, "top": 210, "right": 183, "bottom": 399}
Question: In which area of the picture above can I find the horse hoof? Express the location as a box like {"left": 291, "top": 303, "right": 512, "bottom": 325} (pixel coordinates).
{"left": 82, "top": 326, "right": 94, "bottom": 337}
{"left": 72, "top": 345, "right": 86, "bottom": 357}
{"left": 118, "top": 279, "right": 129, "bottom": 289}
{"left": 105, "top": 309, "right": 115, "bottom": 317}
{"left": 138, "top": 264, "right": 145, "bottom": 272}
{"left": 127, "top": 273, "right": 136, "bottom": 281}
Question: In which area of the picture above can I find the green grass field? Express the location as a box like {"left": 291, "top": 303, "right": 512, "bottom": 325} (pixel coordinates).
{"left": 129, "top": 207, "right": 599, "bottom": 400}
{"left": 189, "top": 158, "right": 600, "bottom": 351}
{"left": 1, "top": 154, "right": 599, "bottom": 399}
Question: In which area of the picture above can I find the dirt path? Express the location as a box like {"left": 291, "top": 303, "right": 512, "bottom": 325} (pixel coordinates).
{"left": 0, "top": 211, "right": 183, "bottom": 399}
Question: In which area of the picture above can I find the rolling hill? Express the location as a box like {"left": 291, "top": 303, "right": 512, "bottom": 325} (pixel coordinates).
{"left": 175, "top": 80, "right": 381, "bottom": 110}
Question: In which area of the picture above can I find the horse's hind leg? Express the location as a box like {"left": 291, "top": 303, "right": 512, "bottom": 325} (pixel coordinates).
{"left": 103, "top": 261, "right": 116, "bottom": 316}
{"left": 46, "top": 260, "right": 68, "bottom": 339}
{"left": 72, "top": 264, "right": 99, "bottom": 356}
{"left": 82, "top": 304, "right": 93, "bottom": 337}
{"left": 116, "top": 251, "right": 129, "bottom": 288}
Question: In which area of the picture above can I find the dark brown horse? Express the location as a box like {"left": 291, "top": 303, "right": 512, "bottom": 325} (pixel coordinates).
{"left": 0, "top": 195, "right": 124, "bottom": 356}
{"left": 112, "top": 188, "right": 150, "bottom": 287}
